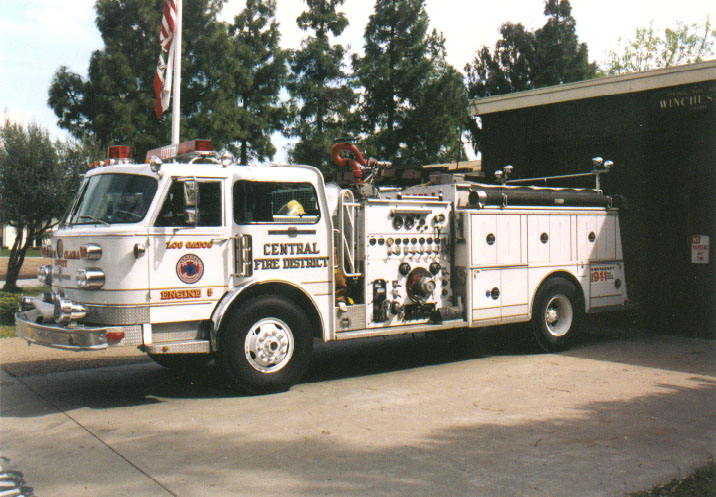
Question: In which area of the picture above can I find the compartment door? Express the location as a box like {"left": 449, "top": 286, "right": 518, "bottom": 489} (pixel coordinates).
{"left": 471, "top": 269, "right": 501, "bottom": 321}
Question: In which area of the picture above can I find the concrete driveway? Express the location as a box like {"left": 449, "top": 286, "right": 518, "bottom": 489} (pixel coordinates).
{"left": 1, "top": 327, "right": 715, "bottom": 497}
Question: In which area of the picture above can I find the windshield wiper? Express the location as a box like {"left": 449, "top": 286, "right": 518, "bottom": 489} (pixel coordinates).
{"left": 78, "top": 215, "right": 110, "bottom": 225}
{"left": 115, "top": 209, "right": 143, "bottom": 220}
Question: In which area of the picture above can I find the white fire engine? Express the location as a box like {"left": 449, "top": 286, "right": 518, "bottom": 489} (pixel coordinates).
{"left": 16, "top": 139, "right": 629, "bottom": 393}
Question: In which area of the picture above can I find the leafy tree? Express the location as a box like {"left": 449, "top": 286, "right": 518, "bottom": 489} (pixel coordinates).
{"left": 287, "top": 0, "right": 355, "bottom": 171}
{"left": 48, "top": 0, "right": 235, "bottom": 161}
{"left": 0, "top": 121, "right": 91, "bottom": 291}
{"left": 353, "top": 0, "right": 467, "bottom": 167}
{"left": 601, "top": 18, "right": 716, "bottom": 75}
{"left": 228, "top": 0, "right": 290, "bottom": 165}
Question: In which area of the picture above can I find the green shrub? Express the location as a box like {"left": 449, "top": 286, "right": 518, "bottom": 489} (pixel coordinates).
{"left": 0, "top": 292, "right": 21, "bottom": 324}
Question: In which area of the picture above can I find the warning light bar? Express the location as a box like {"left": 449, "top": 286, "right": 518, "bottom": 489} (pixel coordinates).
{"left": 145, "top": 139, "right": 214, "bottom": 162}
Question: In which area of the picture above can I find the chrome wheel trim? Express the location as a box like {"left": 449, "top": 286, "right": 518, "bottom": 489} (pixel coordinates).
{"left": 244, "top": 317, "right": 294, "bottom": 373}
{"left": 544, "top": 294, "right": 573, "bottom": 337}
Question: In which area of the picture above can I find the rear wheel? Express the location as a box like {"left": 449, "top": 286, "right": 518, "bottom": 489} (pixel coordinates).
{"left": 531, "top": 278, "right": 582, "bottom": 352}
{"left": 220, "top": 295, "right": 313, "bottom": 394}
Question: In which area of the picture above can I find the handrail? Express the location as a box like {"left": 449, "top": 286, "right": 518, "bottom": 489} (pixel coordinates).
{"left": 337, "top": 189, "right": 362, "bottom": 278}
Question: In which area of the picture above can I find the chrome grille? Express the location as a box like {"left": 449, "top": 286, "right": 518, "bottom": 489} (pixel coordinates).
{"left": 83, "top": 304, "right": 150, "bottom": 325}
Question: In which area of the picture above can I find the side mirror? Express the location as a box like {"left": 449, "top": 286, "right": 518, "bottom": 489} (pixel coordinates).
{"left": 184, "top": 207, "right": 198, "bottom": 226}
{"left": 182, "top": 180, "right": 199, "bottom": 226}
{"left": 183, "top": 180, "right": 199, "bottom": 207}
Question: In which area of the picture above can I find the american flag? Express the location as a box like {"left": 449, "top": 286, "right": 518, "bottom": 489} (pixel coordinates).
{"left": 154, "top": 0, "right": 177, "bottom": 120}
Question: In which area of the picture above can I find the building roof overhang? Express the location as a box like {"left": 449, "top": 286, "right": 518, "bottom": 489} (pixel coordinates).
{"left": 470, "top": 60, "right": 716, "bottom": 117}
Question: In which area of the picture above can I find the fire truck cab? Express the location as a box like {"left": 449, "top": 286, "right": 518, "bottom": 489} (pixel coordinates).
{"left": 16, "top": 140, "right": 629, "bottom": 393}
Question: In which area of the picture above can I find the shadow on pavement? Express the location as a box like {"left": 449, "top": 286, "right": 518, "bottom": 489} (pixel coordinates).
{"left": 151, "top": 380, "right": 716, "bottom": 497}
{"left": 10, "top": 370, "right": 716, "bottom": 496}
{"left": 3, "top": 320, "right": 714, "bottom": 416}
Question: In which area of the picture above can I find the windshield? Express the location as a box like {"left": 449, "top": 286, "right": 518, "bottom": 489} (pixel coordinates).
{"left": 67, "top": 174, "right": 158, "bottom": 225}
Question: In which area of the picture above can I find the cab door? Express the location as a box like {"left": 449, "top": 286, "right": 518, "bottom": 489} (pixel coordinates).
{"left": 147, "top": 178, "right": 231, "bottom": 324}
{"left": 232, "top": 179, "right": 333, "bottom": 327}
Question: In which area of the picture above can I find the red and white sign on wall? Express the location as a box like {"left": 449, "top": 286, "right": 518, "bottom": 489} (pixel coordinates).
{"left": 691, "top": 235, "right": 710, "bottom": 264}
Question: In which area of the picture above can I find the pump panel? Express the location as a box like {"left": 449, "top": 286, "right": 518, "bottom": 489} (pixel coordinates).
{"left": 358, "top": 199, "right": 453, "bottom": 329}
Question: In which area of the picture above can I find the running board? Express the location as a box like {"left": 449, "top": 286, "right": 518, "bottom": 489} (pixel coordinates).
{"left": 144, "top": 339, "right": 211, "bottom": 354}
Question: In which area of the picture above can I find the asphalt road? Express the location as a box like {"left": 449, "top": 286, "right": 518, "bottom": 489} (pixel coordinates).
{"left": 1, "top": 327, "right": 715, "bottom": 497}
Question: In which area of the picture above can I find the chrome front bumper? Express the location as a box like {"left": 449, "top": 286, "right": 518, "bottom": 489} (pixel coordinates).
{"left": 15, "top": 309, "right": 137, "bottom": 351}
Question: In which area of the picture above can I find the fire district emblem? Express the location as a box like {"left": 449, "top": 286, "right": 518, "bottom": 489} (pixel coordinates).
{"left": 177, "top": 254, "right": 204, "bottom": 284}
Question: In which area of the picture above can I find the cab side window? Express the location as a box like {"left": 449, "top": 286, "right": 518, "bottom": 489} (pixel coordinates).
{"left": 155, "top": 180, "right": 223, "bottom": 227}
{"left": 234, "top": 181, "right": 320, "bottom": 224}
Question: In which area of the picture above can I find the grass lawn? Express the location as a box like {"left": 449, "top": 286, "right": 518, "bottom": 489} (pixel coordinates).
{"left": 0, "top": 287, "right": 49, "bottom": 331}
{"left": 0, "top": 248, "right": 42, "bottom": 257}
{"left": 631, "top": 459, "right": 716, "bottom": 496}
{"left": 0, "top": 324, "right": 14, "bottom": 338}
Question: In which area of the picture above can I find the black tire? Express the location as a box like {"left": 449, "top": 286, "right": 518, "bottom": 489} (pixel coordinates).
{"left": 219, "top": 295, "right": 313, "bottom": 394}
{"left": 531, "top": 277, "right": 582, "bottom": 352}
{"left": 148, "top": 353, "right": 212, "bottom": 371}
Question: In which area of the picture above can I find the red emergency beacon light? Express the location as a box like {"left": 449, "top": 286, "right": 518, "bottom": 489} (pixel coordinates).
{"left": 107, "top": 145, "right": 132, "bottom": 160}
{"left": 87, "top": 145, "right": 133, "bottom": 168}
{"left": 145, "top": 139, "right": 214, "bottom": 162}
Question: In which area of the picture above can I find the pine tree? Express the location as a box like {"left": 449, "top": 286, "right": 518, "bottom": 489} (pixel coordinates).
{"left": 404, "top": 32, "right": 468, "bottom": 166}
{"left": 353, "top": 0, "right": 466, "bottom": 167}
{"left": 228, "top": 0, "right": 290, "bottom": 165}
{"left": 48, "top": 0, "right": 232, "bottom": 161}
{"left": 533, "top": 0, "right": 595, "bottom": 87}
{"left": 465, "top": 23, "right": 537, "bottom": 98}
{"left": 465, "top": 0, "right": 595, "bottom": 154}
{"left": 287, "top": 0, "right": 355, "bottom": 171}
{"left": 466, "top": 0, "right": 595, "bottom": 99}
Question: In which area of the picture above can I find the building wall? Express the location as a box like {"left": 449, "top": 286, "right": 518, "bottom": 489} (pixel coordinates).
{"left": 479, "top": 80, "right": 716, "bottom": 337}
{"left": 0, "top": 225, "right": 43, "bottom": 250}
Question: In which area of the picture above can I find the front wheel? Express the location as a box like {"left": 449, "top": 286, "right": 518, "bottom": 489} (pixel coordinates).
{"left": 531, "top": 278, "right": 582, "bottom": 352}
{"left": 219, "top": 295, "right": 313, "bottom": 394}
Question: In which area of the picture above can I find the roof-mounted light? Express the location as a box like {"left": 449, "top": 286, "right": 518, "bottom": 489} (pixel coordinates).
{"left": 87, "top": 145, "right": 133, "bottom": 168}
{"left": 145, "top": 139, "right": 214, "bottom": 162}
{"left": 108, "top": 145, "right": 132, "bottom": 160}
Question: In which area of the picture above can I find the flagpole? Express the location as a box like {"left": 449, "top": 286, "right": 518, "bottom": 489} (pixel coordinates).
{"left": 171, "top": 0, "right": 182, "bottom": 145}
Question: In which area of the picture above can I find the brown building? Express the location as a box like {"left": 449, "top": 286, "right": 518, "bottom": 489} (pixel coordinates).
{"left": 470, "top": 61, "right": 716, "bottom": 337}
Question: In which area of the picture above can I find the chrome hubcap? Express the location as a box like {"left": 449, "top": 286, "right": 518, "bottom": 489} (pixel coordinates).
{"left": 545, "top": 307, "right": 559, "bottom": 325}
{"left": 544, "top": 294, "right": 573, "bottom": 337}
{"left": 244, "top": 318, "right": 294, "bottom": 373}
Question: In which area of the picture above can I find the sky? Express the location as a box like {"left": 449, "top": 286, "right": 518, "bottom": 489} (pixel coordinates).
{"left": 1, "top": 0, "right": 714, "bottom": 162}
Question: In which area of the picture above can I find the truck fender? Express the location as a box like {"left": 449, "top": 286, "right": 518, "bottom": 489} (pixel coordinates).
{"left": 209, "top": 277, "right": 257, "bottom": 351}
{"left": 210, "top": 280, "right": 325, "bottom": 351}
{"left": 530, "top": 270, "right": 585, "bottom": 318}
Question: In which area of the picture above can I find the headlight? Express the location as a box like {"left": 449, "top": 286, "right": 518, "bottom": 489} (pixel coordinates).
{"left": 80, "top": 243, "right": 102, "bottom": 261}
{"left": 76, "top": 268, "right": 105, "bottom": 289}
